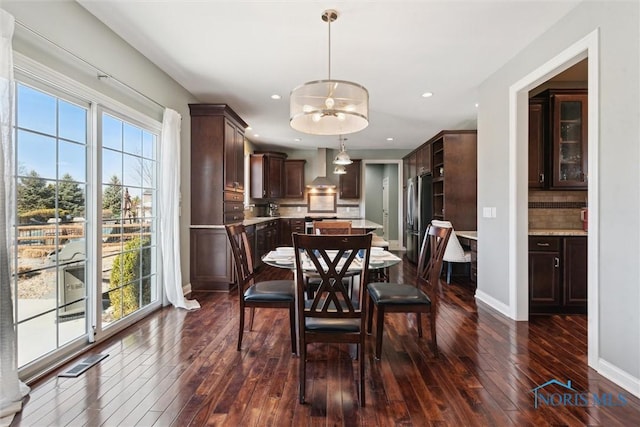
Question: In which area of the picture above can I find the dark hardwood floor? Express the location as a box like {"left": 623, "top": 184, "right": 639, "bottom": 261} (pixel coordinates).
{"left": 12, "top": 256, "right": 640, "bottom": 426}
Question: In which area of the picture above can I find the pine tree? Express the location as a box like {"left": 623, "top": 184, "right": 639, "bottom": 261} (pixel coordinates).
{"left": 58, "top": 173, "right": 85, "bottom": 217}
{"left": 17, "top": 170, "right": 55, "bottom": 214}
{"left": 103, "top": 175, "right": 123, "bottom": 218}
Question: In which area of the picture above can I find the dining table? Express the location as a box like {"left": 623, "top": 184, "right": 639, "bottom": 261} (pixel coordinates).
{"left": 261, "top": 248, "right": 402, "bottom": 273}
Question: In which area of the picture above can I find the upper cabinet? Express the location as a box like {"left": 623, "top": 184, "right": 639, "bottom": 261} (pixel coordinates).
{"left": 250, "top": 151, "right": 287, "bottom": 199}
{"left": 224, "top": 120, "right": 245, "bottom": 193}
{"left": 416, "top": 143, "right": 431, "bottom": 176}
{"left": 339, "top": 159, "right": 361, "bottom": 199}
{"left": 529, "top": 89, "right": 588, "bottom": 190}
{"left": 284, "top": 159, "right": 306, "bottom": 199}
{"left": 552, "top": 92, "right": 588, "bottom": 188}
{"left": 189, "top": 104, "right": 247, "bottom": 225}
{"left": 430, "top": 130, "right": 477, "bottom": 230}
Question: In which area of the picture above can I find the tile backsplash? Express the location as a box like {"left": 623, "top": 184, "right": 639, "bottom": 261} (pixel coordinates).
{"left": 528, "top": 190, "right": 587, "bottom": 229}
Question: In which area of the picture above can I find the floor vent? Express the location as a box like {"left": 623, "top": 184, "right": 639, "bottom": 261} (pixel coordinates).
{"left": 58, "top": 354, "right": 109, "bottom": 378}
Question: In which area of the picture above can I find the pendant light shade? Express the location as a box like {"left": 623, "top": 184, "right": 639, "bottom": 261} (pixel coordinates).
{"left": 333, "top": 135, "right": 352, "bottom": 165}
{"left": 290, "top": 10, "right": 369, "bottom": 136}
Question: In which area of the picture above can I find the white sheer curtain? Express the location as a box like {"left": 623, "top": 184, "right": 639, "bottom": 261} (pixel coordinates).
{"left": 0, "top": 9, "right": 30, "bottom": 426}
{"left": 159, "top": 108, "right": 199, "bottom": 310}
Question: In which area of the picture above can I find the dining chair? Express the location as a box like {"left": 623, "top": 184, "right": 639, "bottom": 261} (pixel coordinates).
{"left": 367, "top": 224, "right": 451, "bottom": 359}
{"left": 312, "top": 220, "right": 352, "bottom": 235}
{"left": 431, "top": 219, "right": 472, "bottom": 283}
{"left": 292, "top": 232, "right": 372, "bottom": 406}
{"left": 306, "top": 220, "right": 354, "bottom": 298}
{"left": 225, "top": 223, "right": 296, "bottom": 353}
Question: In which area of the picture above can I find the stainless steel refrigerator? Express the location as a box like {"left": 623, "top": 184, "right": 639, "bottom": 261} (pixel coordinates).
{"left": 406, "top": 174, "right": 432, "bottom": 263}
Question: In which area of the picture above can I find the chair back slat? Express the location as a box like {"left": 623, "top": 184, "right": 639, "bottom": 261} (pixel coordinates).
{"left": 225, "top": 223, "right": 255, "bottom": 295}
{"left": 313, "top": 220, "right": 353, "bottom": 235}
{"left": 417, "top": 224, "right": 452, "bottom": 288}
{"left": 293, "top": 234, "right": 371, "bottom": 321}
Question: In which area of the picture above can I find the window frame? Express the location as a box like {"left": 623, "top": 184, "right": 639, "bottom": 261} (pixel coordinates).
{"left": 13, "top": 53, "right": 164, "bottom": 382}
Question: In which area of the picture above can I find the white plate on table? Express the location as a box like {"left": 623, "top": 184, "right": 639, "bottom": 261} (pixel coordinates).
{"left": 370, "top": 259, "right": 385, "bottom": 266}
{"left": 276, "top": 259, "right": 294, "bottom": 265}
{"left": 371, "top": 252, "right": 388, "bottom": 259}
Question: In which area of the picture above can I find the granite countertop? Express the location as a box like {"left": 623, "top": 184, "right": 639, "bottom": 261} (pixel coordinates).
{"left": 529, "top": 229, "right": 587, "bottom": 236}
{"left": 242, "top": 217, "right": 382, "bottom": 229}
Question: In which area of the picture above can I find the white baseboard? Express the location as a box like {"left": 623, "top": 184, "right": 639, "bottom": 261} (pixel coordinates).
{"left": 474, "top": 289, "right": 515, "bottom": 319}
{"left": 183, "top": 282, "right": 192, "bottom": 296}
{"left": 598, "top": 358, "right": 640, "bottom": 398}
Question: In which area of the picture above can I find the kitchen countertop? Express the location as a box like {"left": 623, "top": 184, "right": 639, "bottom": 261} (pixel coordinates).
{"left": 241, "top": 217, "right": 382, "bottom": 229}
{"left": 528, "top": 229, "right": 587, "bottom": 236}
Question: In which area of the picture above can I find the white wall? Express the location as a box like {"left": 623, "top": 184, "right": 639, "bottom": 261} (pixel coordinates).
{"left": 3, "top": 1, "right": 199, "bottom": 291}
{"left": 477, "top": 0, "right": 639, "bottom": 388}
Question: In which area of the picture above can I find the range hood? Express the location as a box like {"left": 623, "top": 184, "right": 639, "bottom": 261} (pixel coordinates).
{"left": 306, "top": 148, "right": 336, "bottom": 189}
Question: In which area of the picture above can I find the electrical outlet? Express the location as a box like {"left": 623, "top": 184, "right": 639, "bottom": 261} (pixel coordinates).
{"left": 346, "top": 207, "right": 350, "bottom": 213}
{"left": 297, "top": 206, "right": 301, "bottom": 212}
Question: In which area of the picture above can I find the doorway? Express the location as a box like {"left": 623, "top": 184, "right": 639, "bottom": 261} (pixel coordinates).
{"left": 509, "top": 29, "right": 599, "bottom": 367}
{"left": 362, "top": 161, "right": 402, "bottom": 250}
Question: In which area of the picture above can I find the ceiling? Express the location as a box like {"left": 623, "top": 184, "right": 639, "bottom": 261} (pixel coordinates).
{"left": 78, "top": 1, "right": 581, "bottom": 151}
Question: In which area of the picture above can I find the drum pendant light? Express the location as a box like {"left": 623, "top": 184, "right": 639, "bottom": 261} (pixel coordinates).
{"left": 290, "top": 9, "right": 369, "bottom": 135}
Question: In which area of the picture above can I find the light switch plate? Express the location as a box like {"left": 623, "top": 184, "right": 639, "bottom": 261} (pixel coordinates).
{"left": 483, "top": 207, "right": 496, "bottom": 218}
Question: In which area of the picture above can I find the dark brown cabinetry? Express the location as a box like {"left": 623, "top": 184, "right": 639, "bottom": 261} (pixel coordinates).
{"left": 280, "top": 218, "right": 305, "bottom": 246}
{"left": 250, "top": 152, "right": 287, "bottom": 199}
{"left": 189, "top": 104, "right": 247, "bottom": 291}
{"left": 284, "top": 160, "right": 306, "bottom": 199}
{"left": 339, "top": 159, "right": 361, "bottom": 199}
{"left": 430, "top": 131, "right": 477, "bottom": 231}
{"left": 255, "top": 219, "right": 279, "bottom": 268}
{"left": 529, "top": 235, "right": 587, "bottom": 315}
{"left": 417, "top": 143, "right": 431, "bottom": 176}
{"left": 528, "top": 99, "right": 545, "bottom": 188}
{"left": 529, "top": 89, "right": 588, "bottom": 190}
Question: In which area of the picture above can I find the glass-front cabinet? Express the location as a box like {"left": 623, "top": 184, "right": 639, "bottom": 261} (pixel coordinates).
{"left": 552, "top": 93, "right": 588, "bottom": 188}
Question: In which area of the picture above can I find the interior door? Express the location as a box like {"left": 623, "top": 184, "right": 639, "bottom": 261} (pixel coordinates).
{"left": 382, "top": 177, "right": 389, "bottom": 240}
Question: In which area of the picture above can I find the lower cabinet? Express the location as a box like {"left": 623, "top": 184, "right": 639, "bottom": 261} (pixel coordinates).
{"left": 255, "top": 219, "right": 279, "bottom": 268}
{"left": 280, "top": 218, "right": 305, "bottom": 246}
{"left": 529, "top": 235, "right": 587, "bottom": 315}
{"left": 190, "top": 228, "right": 234, "bottom": 292}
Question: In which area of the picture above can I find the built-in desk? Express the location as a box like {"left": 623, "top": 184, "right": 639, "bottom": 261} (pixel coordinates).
{"left": 456, "top": 231, "right": 477, "bottom": 284}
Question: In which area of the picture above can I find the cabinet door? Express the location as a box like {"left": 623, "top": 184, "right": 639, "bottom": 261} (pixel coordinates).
{"left": 417, "top": 144, "right": 431, "bottom": 175}
{"left": 408, "top": 152, "right": 417, "bottom": 179}
{"left": 529, "top": 250, "right": 561, "bottom": 311}
{"left": 529, "top": 100, "right": 545, "bottom": 188}
{"left": 234, "top": 127, "right": 245, "bottom": 192}
{"left": 284, "top": 160, "right": 306, "bottom": 198}
{"left": 339, "top": 159, "right": 361, "bottom": 199}
{"left": 563, "top": 237, "right": 587, "bottom": 310}
{"left": 224, "top": 120, "right": 244, "bottom": 191}
{"left": 552, "top": 94, "right": 588, "bottom": 188}
{"left": 267, "top": 156, "right": 285, "bottom": 198}
{"left": 190, "top": 229, "right": 234, "bottom": 291}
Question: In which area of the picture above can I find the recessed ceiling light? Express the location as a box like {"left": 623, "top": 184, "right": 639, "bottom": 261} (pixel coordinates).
{"left": 294, "top": 138, "right": 302, "bottom": 142}
{"left": 475, "top": 102, "right": 479, "bottom": 108}
{"left": 246, "top": 126, "right": 252, "bottom": 131}
{"left": 271, "top": 94, "right": 281, "bottom": 100}
{"left": 386, "top": 137, "right": 394, "bottom": 141}
{"left": 253, "top": 134, "right": 259, "bottom": 138}
{"left": 421, "top": 92, "right": 433, "bottom": 98}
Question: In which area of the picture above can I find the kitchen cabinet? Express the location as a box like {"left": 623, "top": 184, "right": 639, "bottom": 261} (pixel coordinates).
{"left": 280, "top": 218, "right": 305, "bottom": 246}
{"left": 417, "top": 143, "right": 431, "bottom": 176}
{"left": 189, "top": 104, "right": 247, "bottom": 291}
{"left": 529, "top": 89, "right": 588, "bottom": 190}
{"left": 339, "top": 159, "right": 361, "bottom": 199}
{"left": 430, "top": 130, "right": 477, "bottom": 231}
{"left": 284, "top": 160, "right": 306, "bottom": 199}
{"left": 529, "top": 235, "right": 587, "bottom": 315}
{"left": 250, "top": 152, "right": 287, "bottom": 199}
{"left": 528, "top": 99, "right": 545, "bottom": 188}
{"left": 255, "top": 219, "right": 279, "bottom": 268}
{"left": 552, "top": 92, "right": 588, "bottom": 188}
